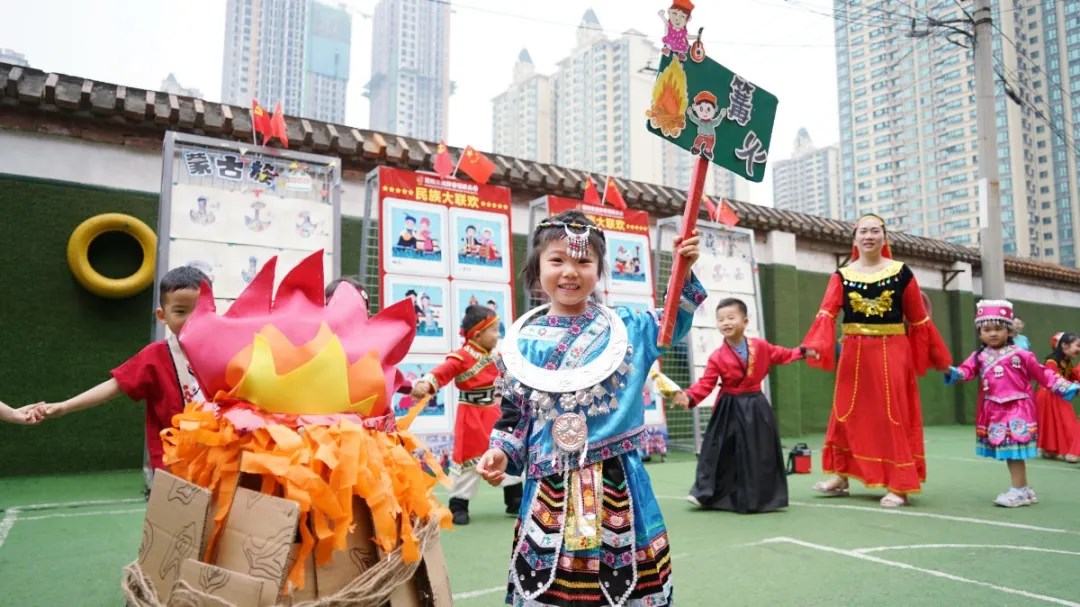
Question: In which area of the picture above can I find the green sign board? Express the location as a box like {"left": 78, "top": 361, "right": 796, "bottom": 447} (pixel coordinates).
{"left": 645, "top": 52, "right": 778, "bottom": 183}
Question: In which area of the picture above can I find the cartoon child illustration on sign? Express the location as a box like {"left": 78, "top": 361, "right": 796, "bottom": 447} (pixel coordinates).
{"left": 686, "top": 90, "right": 720, "bottom": 160}
{"left": 397, "top": 214, "right": 418, "bottom": 249}
{"left": 296, "top": 211, "right": 321, "bottom": 238}
{"left": 461, "top": 225, "right": 480, "bottom": 258}
{"left": 658, "top": 0, "right": 695, "bottom": 61}
{"left": 479, "top": 227, "right": 498, "bottom": 261}
{"left": 190, "top": 195, "right": 217, "bottom": 226}
{"left": 241, "top": 256, "right": 258, "bottom": 283}
{"left": 245, "top": 200, "right": 271, "bottom": 232}
{"left": 417, "top": 217, "right": 437, "bottom": 253}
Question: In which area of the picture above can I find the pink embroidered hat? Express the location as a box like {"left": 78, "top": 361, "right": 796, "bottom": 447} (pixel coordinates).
{"left": 975, "top": 299, "right": 1014, "bottom": 328}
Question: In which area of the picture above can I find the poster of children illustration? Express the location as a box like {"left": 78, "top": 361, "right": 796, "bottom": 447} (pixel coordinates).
{"left": 451, "top": 281, "right": 512, "bottom": 348}
{"left": 169, "top": 183, "right": 333, "bottom": 254}
{"left": 381, "top": 198, "right": 449, "bottom": 277}
{"left": 392, "top": 355, "right": 455, "bottom": 435}
{"left": 694, "top": 226, "right": 756, "bottom": 294}
{"left": 384, "top": 275, "right": 451, "bottom": 353}
{"left": 605, "top": 233, "right": 653, "bottom": 296}
{"left": 449, "top": 208, "right": 511, "bottom": 282}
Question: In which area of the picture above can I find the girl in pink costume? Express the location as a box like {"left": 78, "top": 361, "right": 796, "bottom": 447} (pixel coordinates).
{"left": 945, "top": 300, "right": 1080, "bottom": 507}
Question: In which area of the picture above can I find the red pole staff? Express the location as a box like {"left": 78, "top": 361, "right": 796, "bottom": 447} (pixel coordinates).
{"left": 657, "top": 155, "right": 709, "bottom": 348}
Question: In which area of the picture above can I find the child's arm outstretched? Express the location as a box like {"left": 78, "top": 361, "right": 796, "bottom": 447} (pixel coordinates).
{"left": 768, "top": 342, "right": 818, "bottom": 365}
{"left": 0, "top": 401, "right": 45, "bottom": 425}
{"left": 409, "top": 355, "right": 466, "bottom": 400}
{"left": 674, "top": 349, "right": 720, "bottom": 409}
{"left": 944, "top": 351, "right": 981, "bottom": 386}
{"left": 1025, "top": 353, "right": 1080, "bottom": 400}
{"left": 37, "top": 378, "right": 124, "bottom": 420}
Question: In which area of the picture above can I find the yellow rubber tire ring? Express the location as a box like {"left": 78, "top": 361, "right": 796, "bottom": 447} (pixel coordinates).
{"left": 67, "top": 213, "right": 157, "bottom": 299}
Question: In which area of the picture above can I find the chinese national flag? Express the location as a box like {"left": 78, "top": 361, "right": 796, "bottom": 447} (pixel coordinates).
{"left": 715, "top": 198, "right": 740, "bottom": 226}
{"left": 251, "top": 100, "right": 272, "bottom": 144}
{"left": 603, "top": 176, "right": 627, "bottom": 210}
{"left": 269, "top": 101, "right": 289, "bottom": 148}
{"left": 582, "top": 176, "right": 601, "bottom": 205}
{"left": 460, "top": 145, "right": 496, "bottom": 184}
{"left": 433, "top": 140, "right": 453, "bottom": 179}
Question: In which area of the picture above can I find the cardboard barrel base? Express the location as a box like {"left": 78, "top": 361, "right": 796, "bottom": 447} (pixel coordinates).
{"left": 123, "top": 471, "right": 451, "bottom": 607}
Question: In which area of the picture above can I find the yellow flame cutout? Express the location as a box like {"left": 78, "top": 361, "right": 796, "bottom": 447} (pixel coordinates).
{"left": 227, "top": 323, "right": 384, "bottom": 415}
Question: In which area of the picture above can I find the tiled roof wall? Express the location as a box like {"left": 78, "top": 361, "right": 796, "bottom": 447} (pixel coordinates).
{"left": 3, "top": 62, "right": 1079, "bottom": 285}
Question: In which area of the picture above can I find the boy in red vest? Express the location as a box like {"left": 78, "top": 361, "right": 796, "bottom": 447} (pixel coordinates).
{"left": 411, "top": 304, "right": 522, "bottom": 524}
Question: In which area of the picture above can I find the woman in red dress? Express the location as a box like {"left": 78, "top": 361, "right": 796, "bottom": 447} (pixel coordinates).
{"left": 803, "top": 214, "right": 952, "bottom": 507}
{"left": 1035, "top": 332, "right": 1080, "bottom": 463}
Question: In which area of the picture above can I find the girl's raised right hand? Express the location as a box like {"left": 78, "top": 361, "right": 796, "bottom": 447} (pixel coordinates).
{"left": 476, "top": 448, "right": 509, "bottom": 486}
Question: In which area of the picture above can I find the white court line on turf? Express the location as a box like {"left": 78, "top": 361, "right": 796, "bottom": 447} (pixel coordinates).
{"left": 17, "top": 507, "right": 146, "bottom": 522}
{"left": 930, "top": 454, "right": 1079, "bottom": 472}
{"left": 788, "top": 500, "right": 1080, "bottom": 535}
{"left": 756, "top": 537, "right": 1080, "bottom": 606}
{"left": 0, "top": 498, "right": 145, "bottom": 551}
{"left": 449, "top": 552, "right": 691, "bottom": 601}
{"left": 853, "top": 544, "right": 1080, "bottom": 557}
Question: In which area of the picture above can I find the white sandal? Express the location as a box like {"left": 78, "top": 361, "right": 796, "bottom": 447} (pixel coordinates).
{"left": 879, "top": 492, "right": 908, "bottom": 508}
{"left": 812, "top": 478, "right": 849, "bottom": 497}
{"left": 994, "top": 488, "right": 1031, "bottom": 508}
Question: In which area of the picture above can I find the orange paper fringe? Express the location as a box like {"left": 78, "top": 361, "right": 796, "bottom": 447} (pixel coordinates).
{"left": 161, "top": 402, "right": 452, "bottom": 592}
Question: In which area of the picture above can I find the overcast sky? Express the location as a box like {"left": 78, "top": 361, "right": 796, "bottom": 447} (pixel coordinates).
{"left": 0, "top": 0, "right": 845, "bottom": 204}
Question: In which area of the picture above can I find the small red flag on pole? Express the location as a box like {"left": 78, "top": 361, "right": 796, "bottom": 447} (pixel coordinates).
{"left": 433, "top": 140, "right": 453, "bottom": 178}
{"left": 582, "top": 176, "right": 601, "bottom": 205}
{"left": 457, "top": 145, "right": 497, "bottom": 184}
{"left": 602, "top": 176, "right": 628, "bottom": 210}
{"left": 717, "top": 198, "right": 740, "bottom": 226}
{"left": 251, "top": 100, "right": 272, "bottom": 145}
{"left": 269, "top": 102, "right": 289, "bottom": 148}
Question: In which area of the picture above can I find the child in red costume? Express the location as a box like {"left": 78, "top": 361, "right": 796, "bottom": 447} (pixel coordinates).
{"left": 33, "top": 266, "right": 210, "bottom": 475}
{"left": 1035, "top": 332, "right": 1080, "bottom": 463}
{"left": 673, "top": 298, "right": 816, "bottom": 513}
{"left": 411, "top": 304, "right": 522, "bottom": 524}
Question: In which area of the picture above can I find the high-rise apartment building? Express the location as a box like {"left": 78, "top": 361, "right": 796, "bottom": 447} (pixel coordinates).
{"left": 304, "top": 1, "right": 352, "bottom": 124}
{"left": 772, "top": 128, "right": 841, "bottom": 218}
{"left": 835, "top": 1, "right": 1080, "bottom": 265}
{"left": 1022, "top": 1, "right": 1080, "bottom": 265}
{"left": 0, "top": 49, "right": 28, "bottom": 67}
{"left": 366, "top": 0, "right": 451, "bottom": 141}
{"left": 492, "top": 49, "right": 556, "bottom": 164}
{"left": 489, "top": 9, "right": 756, "bottom": 196}
{"left": 552, "top": 11, "right": 667, "bottom": 185}
{"left": 160, "top": 73, "right": 204, "bottom": 98}
{"left": 221, "top": 0, "right": 351, "bottom": 124}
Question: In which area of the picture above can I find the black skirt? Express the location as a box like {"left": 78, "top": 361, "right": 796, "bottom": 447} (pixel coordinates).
{"left": 689, "top": 391, "right": 788, "bottom": 513}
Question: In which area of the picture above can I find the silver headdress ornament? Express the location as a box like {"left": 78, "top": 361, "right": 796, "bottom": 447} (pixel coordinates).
{"left": 537, "top": 220, "right": 604, "bottom": 260}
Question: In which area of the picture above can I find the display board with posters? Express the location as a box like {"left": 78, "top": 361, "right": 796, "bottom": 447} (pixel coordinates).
{"left": 157, "top": 131, "right": 341, "bottom": 329}
{"left": 151, "top": 131, "right": 341, "bottom": 484}
{"left": 526, "top": 196, "right": 669, "bottom": 456}
{"left": 657, "top": 217, "right": 765, "bottom": 414}
{"left": 361, "top": 166, "right": 513, "bottom": 459}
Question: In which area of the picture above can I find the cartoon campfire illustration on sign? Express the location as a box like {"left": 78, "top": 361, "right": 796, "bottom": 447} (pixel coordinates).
{"left": 125, "top": 250, "right": 451, "bottom": 605}
{"left": 645, "top": 57, "right": 688, "bottom": 138}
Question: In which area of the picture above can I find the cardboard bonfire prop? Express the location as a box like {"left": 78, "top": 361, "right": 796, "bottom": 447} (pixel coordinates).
{"left": 122, "top": 251, "right": 453, "bottom": 607}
